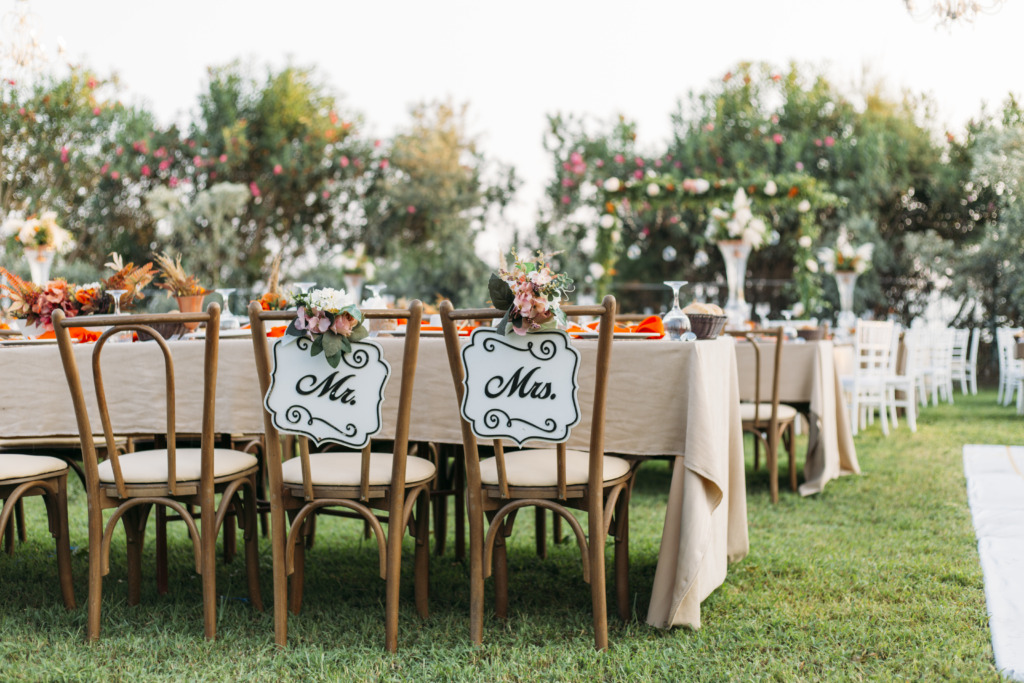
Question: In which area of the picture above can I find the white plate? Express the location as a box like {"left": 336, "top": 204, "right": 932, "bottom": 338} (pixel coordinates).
{"left": 194, "top": 328, "right": 252, "bottom": 339}
{"left": 573, "top": 332, "right": 662, "bottom": 340}
{"left": 387, "top": 329, "right": 449, "bottom": 337}
{"left": 0, "top": 337, "right": 61, "bottom": 346}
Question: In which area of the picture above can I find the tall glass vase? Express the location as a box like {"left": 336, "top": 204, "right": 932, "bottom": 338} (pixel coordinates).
{"left": 834, "top": 270, "right": 858, "bottom": 336}
{"left": 717, "top": 240, "right": 752, "bottom": 329}
{"left": 24, "top": 246, "right": 55, "bottom": 285}
{"left": 343, "top": 273, "right": 365, "bottom": 301}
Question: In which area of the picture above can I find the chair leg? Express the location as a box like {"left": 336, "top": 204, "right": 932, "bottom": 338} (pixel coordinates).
{"left": 766, "top": 434, "right": 779, "bottom": 504}
{"left": 123, "top": 506, "right": 146, "bottom": 607}
{"left": 588, "top": 503, "right": 608, "bottom": 651}
{"left": 534, "top": 507, "right": 547, "bottom": 559}
{"left": 432, "top": 447, "right": 448, "bottom": 557}
{"left": 242, "top": 480, "right": 264, "bottom": 612}
{"left": 492, "top": 518, "right": 509, "bottom": 621}
{"left": 15, "top": 498, "right": 26, "bottom": 542}
{"left": 2, "top": 499, "right": 13, "bottom": 555}
{"left": 454, "top": 451, "right": 466, "bottom": 562}
{"left": 289, "top": 524, "right": 307, "bottom": 615}
{"left": 271, "top": 505, "right": 289, "bottom": 647}
{"left": 86, "top": 511, "right": 104, "bottom": 641}
{"left": 414, "top": 489, "right": 430, "bottom": 619}
{"left": 201, "top": 495, "right": 218, "bottom": 640}
{"left": 156, "top": 505, "right": 168, "bottom": 595}
{"left": 552, "top": 510, "right": 563, "bottom": 545}
{"left": 223, "top": 503, "right": 237, "bottom": 564}
{"left": 787, "top": 424, "right": 798, "bottom": 493}
{"left": 614, "top": 492, "right": 630, "bottom": 622}
{"left": 53, "top": 476, "right": 76, "bottom": 609}
{"left": 752, "top": 433, "right": 760, "bottom": 471}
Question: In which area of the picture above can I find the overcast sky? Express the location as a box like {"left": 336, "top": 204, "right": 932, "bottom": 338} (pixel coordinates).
{"left": 7, "top": 0, "right": 1024, "bottom": 252}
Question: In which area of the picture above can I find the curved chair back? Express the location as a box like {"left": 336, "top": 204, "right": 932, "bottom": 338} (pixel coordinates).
{"left": 52, "top": 305, "right": 222, "bottom": 498}
{"left": 728, "top": 327, "right": 784, "bottom": 430}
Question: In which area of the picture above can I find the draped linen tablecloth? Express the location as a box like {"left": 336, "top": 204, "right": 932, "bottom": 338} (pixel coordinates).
{"left": 0, "top": 335, "right": 748, "bottom": 629}
{"left": 733, "top": 339, "right": 859, "bottom": 496}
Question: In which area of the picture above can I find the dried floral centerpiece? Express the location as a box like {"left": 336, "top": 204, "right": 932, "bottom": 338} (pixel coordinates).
{"left": 2, "top": 210, "right": 75, "bottom": 284}
{"left": 75, "top": 253, "right": 157, "bottom": 315}
{"left": 153, "top": 252, "right": 207, "bottom": 298}
{"left": 0, "top": 270, "right": 78, "bottom": 331}
{"left": 284, "top": 287, "right": 368, "bottom": 368}
{"left": 489, "top": 251, "right": 574, "bottom": 336}
{"left": 253, "top": 254, "right": 291, "bottom": 311}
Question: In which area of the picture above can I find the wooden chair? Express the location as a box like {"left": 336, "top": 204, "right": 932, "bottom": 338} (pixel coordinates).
{"left": 729, "top": 327, "right": 798, "bottom": 503}
{"left": 439, "top": 295, "right": 635, "bottom": 651}
{"left": 52, "top": 304, "right": 263, "bottom": 641}
{"left": 248, "top": 300, "right": 433, "bottom": 651}
{"left": 1, "top": 453, "right": 76, "bottom": 609}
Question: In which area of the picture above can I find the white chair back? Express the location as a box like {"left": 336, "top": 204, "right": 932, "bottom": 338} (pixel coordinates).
{"left": 855, "top": 320, "right": 896, "bottom": 379}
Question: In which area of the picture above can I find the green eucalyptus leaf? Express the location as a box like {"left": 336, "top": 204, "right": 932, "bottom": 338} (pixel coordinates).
{"left": 321, "top": 331, "right": 343, "bottom": 362}
{"left": 349, "top": 325, "right": 369, "bottom": 343}
{"left": 310, "top": 335, "right": 324, "bottom": 357}
{"left": 496, "top": 310, "right": 510, "bottom": 336}
{"left": 488, "top": 273, "right": 514, "bottom": 311}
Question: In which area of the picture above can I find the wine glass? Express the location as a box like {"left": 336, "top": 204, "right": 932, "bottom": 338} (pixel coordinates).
{"left": 364, "top": 283, "right": 387, "bottom": 304}
{"left": 781, "top": 308, "right": 795, "bottom": 322}
{"left": 292, "top": 281, "right": 316, "bottom": 295}
{"left": 662, "top": 281, "right": 693, "bottom": 341}
{"left": 107, "top": 288, "right": 131, "bottom": 343}
{"left": 215, "top": 288, "right": 239, "bottom": 329}
{"left": 755, "top": 302, "right": 771, "bottom": 326}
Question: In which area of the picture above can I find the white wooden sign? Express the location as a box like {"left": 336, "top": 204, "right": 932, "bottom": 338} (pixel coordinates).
{"left": 264, "top": 337, "right": 391, "bottom": 448}
{"left": 460, "top": 327, "right": 581, "bottom": 445}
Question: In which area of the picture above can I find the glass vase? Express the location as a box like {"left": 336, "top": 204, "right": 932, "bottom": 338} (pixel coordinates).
{"left": 834, "top": 271, "right": 858, "bottom": 336}
{"left": 717, "top": 240, "right": 752, "bottom": 329}
{"left": 24, "top": 246, "right": 55, "bottom": 285}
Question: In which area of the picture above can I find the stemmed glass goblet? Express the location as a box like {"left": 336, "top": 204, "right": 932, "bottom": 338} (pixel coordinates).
{"left": 107, "top": 288, "right": 131, "bottom": 343}
{"left": 215, "top": 287, "right": 238, "bottom": 329}
{"left": 755, "top": 302, "right": 771, "bottom": 326}
{"left": 662, "top": 280, "right": 694, "bottom": 341}
{"left": 292, "top": 281, "right": 316, "bottom": 295}
{"left": 364, "top": 283, "right": 387, "bottom": 303}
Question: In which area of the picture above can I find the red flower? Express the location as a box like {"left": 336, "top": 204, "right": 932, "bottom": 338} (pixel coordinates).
{"left": 249, "top": 182, "right": 260, "bottom": 197}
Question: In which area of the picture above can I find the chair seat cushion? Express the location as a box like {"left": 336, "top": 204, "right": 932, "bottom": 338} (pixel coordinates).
{"left": 281, "top": 452, "right": 436, "bottom": 487}
{"left": 479, "top": 449, "right": 631, "bottom": 487}
{"left": 97, "top": 448, "right": 257, "bottom": 484}
{"left": 739, "top": 402, "right": 799, "bottom": 422}
{"left": 0, "top": 453, "right": 68, "bottom": 481}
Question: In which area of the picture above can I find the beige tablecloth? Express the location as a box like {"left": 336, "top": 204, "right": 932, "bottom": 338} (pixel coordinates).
{"left": 733, "top": 339, "right": 860, "bottom": 496}
{"left": 0, "top": 335, "right": 748, "bottom": 629}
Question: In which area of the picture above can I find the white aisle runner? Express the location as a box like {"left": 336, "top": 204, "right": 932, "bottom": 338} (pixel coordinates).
{"left": 963, "top": 444, "right": 1024, "bottom": 682}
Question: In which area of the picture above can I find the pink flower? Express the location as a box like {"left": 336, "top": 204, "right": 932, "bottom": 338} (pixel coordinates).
{"left": 193, "top": 155, "right": 203, "bottom": 166}
{"left": 330, "top": 313, "right": 357, "bottom": 336}
{"left": 87, "top": 78, "right": 97, "bottom": 89}
{"left": 703, "top": 123, "right": 715, "bottom": 132}
{"left": 154, "top": 147, "right": 166, "bottom": 158}
{"left": 322, "top": 190, "right": 330, "bottom": 199}
{"left": 814, "top": 139, "right": 822, "bottom": 147}
{"left": 111, "top": 171, "right": 120, "bottom": 180}
{"left": 595, "top": 159, "right": 604, "bottom": 168}
{"left": 249, "top": 182, "right": 260, "bottom": 197}
{"left": 100, "top": 163, "right": 109, "bottom": 174}
{"left": 795, "top": 161, "right": 805, "bottom": 171}
{"left": 635, "top": 157, "right": 644, "bottom": 167}
{"left": 407, "top": 205, "right": 416, "bottom": 214}
{"left": 60, "top": 146, "right": 69, "bottom": 163}
{"left": 374, "top": 139, "right": 381, "bottom": 148}
{"left": 273, "top": 164, "right": 283, "bottom": 175}
{"left": 561, "top": 195, "right": 571, "bottom": 205}
{"left": 379, "top": 159, "right": 389, "bottom": 169}
{"left": 614, "top": 154, "right": 625, "bottom": 164}
{"left": 158, "top": 160, "right": 170, "bottom": 171}
{"left": 92, "top": 107, "right": 101, "bottom": 116}
{"left": 772, "top": 133, "right": 784, "bottom": 145}
{"left": 210, "top": 171, "right": 217, "bottom": 179}
{"left": 771, "top": 74, "right": 782, "bottom": 82}
{"left": 169, "top": 177, "right": 179, "bottom": 188}
{"left": 219, "top": 154, "right": 228, "bottom": 163}
{"left": 674, "top": 161, "right": 682, "bottom": 169}
{"left": 141, "top": 165, "right": 151, "bottom": 177}
{"left": 116, "top": 146, "right": 123, "bottom": 156}
{"left": 771, "top": 115, "right": 779, "bottom": 124}
{"left": 340, "top": 156, "right": 350, "bottom": 168}
{"left": 561, "top": 177, "right": 573, "bottom": 187}
{"left": 633, "top": 169, "right": 643, "bottom": 179}
{"left": 824, "top": 136, "right": 835, "bottom": 147}
{"left": 654, "top": 159, "right": 662, "bottom": 167}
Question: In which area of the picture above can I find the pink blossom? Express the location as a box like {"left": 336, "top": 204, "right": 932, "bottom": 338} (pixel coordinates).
{"left": 614, "top": 154, "right": 625, "bottom": 164}
{"left": 595, "top": 159, "right": 604, "bottom": 168}
{"left": 92, "top": 107, "right": 101, "bottom": 116}
{"left": 570, "top": 152, "right": 583, "bottom": 164}
{"left": 407, "top": 205, "right": 416, "bottom": 214}
{"left": 674, "top": 161, "right": 682, "bottom": 169}
{"left": 249, "top": 182, "right": 260, "bottom": 197}
{"left": 100, "top": 163, "right": 109, "bottom": 174}
{"left": 18, "top": 107, "right": 25, "bottom": 115}
{"left": 87, "top": 78, "right": 97, "bottom": 89}
{"left": 193, "top": 155, "right": 203, "bottom": 166}
{"left": 635, "top": 157, "right": 644, "bottom": 167}
{"left": 771, "top": 74, "right": 781, "bottom": 82}
{"left": 771, "top": 115, "right": 779, "bottom": 124}
{"left": 111, "top": 171, "right": 120, "bottom": 180}
{"left": 561, "top": 177, "right": 573, "bottom": 187}
{"left": 60, "top": 146, "right": 69, "bottom": 163}
{"left": 824, "top": 136, "right": 835, "bottom": 147}
{"left": 330, "top": 313, "right": 356, "bottom": 336}
{"left": 210, "top": 171, "right": 217, "bottom": 179}
{"left": 772, "top": 133, "right": 784, "bottom": 145}
{"left": 273, "top": 164, "right": 283, "bottom": 175}
{"left": 340, "top": 156, "right": 350, "bottom": 168}
{"left": 116, "top": 146, "right": 123, "bottom": 156}
{"left": 561, "top": 195, "right": 571, "bottom": 205}
{"left": 703, "top": 123, "right": 715, "bottom": 132}
{"left": 154, "top": 147, "right": 166, "bottom": 158}
{"left": 169, "top": 177, "right": 179, "bottom": 188}
{"left": 633, "top": 169, "right": 643, "bottom": 179}
{"left": 219, "top": 154, "right": 227, "bottom": 163}
{"left": 795, "top": 161, "right": 805, "bottom": 171}
{"left": 141, "top": 165, "right": 151, "bottom": 177}
{"left": 654, "top": 159, "right": 662, "bottom": 167}
{"left": 379, "top": 159, "right": 389, "bottom": 169}
{"left": 374, "top": 139, "right": 381, "bottom": 148}
{"left": 814, "top": 139, "right": 823, "bottom": 147}
{"left": 158, "top": 160, "right": 170, "bottom": 171}
{"left": 322, "top": 190, "right": 330, "bottom": 199}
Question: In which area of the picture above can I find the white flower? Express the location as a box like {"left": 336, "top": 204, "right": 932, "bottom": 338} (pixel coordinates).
{"left": 309, "top": 287, "right": 355, "bottom": 313}
{"left": 726, "top": 219, "right": 743, "bottom": 238}
{"left": 798, "top": 235, "right": 813, "bottom": 249}
{"left": 588, "top": 262, "right": 605, "bottom": 280}
{"left": 797, "top": 199, "right": 811, "bottom": 213}
{"left": 603, "top": 177, "right": 621, "bottom": 192}
{"left": 646, "top": 183, "right": 660, "bottom": 197}
{"left": 363, "top": 262, "right": 376, "bottom": 280}
{"left": 710, "top": 207, "right": 730, "bottom": 221}
{"left": 805, "top": 259, "right": 819, "bottom": 273}
{"left": 732, "top": 188, "right": 751, "bottom": 210}
{"left": 764, "top": 180, "right": 778, "bottom": 197}
{"left": 693, "top": 178, "right": 710, "bottom": 194}
{"left": 855, "top": 243, "right": 874, "bottom": 263}
{"left": 78, "top": 282, "right": 102, "bottom": 291}
{"left": 599, "top": 214, "right": 616, "bottom": 229}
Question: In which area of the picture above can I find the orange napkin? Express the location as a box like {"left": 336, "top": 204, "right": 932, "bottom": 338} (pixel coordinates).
{"left": 38, "top": 327, "right": 102, "bottom": 343}
{"left": 585, "top": 320, "right": 631, "bottom": 333}
{"left": 630, "top": 315, "right": 665, "bottom": 339}
{"left": 0, "top": 322, "right": 8, "bottom": 330}
{"left": 268, "top": 326, "right": 287, "bottom": 338}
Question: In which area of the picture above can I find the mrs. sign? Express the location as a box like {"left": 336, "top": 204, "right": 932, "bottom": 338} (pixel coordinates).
{"left": 264, "top": 336, "right": 391, "bottom": 448}
{"left": 460, "top": 327, "right": 581, "bottom": 445}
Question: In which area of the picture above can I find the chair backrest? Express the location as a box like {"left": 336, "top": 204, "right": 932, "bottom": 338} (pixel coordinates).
{"left": 930, "top": 328, "right": 956, "bottom": 370}
{"left": 951, "top": 328, "right": 970, "bottom": 364}
{"left": 967, "top": 327, "right": 981, "bottom": 366}
{"left": 996, "top": 327, "right": 1022, "bottom": 371}
{"left": 728, "top": 327, "right": 784, "bottom": 429}
{"left": 247, "top": 301, "right": 422, "bottom": 502}
{"left": 854, "top": 320, "right": 895, "bottom": 378}
{"left": 52, "top": 304, "right": 221, "bottom": 498}
{"left": 438, "top": 296, "right": 615, "bottom": 501}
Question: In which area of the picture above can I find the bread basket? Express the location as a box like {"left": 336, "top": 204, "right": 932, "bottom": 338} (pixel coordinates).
{"left": 687, "top": 314, "right": 728, "bottom": 340}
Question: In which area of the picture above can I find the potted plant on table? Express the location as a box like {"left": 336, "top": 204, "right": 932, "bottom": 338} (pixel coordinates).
{"left": 154, "top": 252, "right": 208, "bottom": 330}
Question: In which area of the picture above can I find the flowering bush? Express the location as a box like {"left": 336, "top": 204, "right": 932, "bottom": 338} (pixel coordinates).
{"left": 818, "top": 229, "right": 874, "bottom": 274}
{"left": 704, "top": 188, "right": 769, "bottom": 249}
{"left": 2, "top": 210, "right": 74, "bottom": 252}
{"left": 285, "top": 287, "right": 368, "bottom": 367}
{"left": 488, "top": 251, "right": 574, "bottom": 336}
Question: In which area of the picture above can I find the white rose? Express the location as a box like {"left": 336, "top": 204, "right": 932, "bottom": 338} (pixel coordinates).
{"left": 742, "top": 228, "right": 763, "bottom": 247}
{"left": 710, "top": 207, "right": 730, "bottom": 221}
{"left": 798, "top": 235, "right": 813, "bottom": 248}
{"left": 694, "top": 178, "right": 710, "bottom": 194}
{"left": 310, "top": 287, "right": 354, "bottom": 313}
{"left": 732, "top": 188, "right": 750, "bottom": 209}
{"left": 599, "top": 214, "right": 616, "bottom": 229}
{"left": 603, "top": 177, "right": 621, "bottom": 192}
{"left": 734, "top": 207, "right": 753, "bottom": 228}
{"left": 588, "top": 262, "right": 605, "bottom": 280}
{"left": 764, "top": 180, "right": 778, "bottom": 196}
{"left": 855, "top": 243, "right": 874, "bottom": 262}
{"left": 364, "top": 262, "right": 376, "bottom": 280}
{"left": 797, "top": 199, "right": 811, "bottom": 213}
{"left": 726, "top": 219, "right": 742, "bottom": 238}
{"left": 646, "top": 183, "right": 660, "bottom": 197}
{"left": 805, "top": 259, "right": 819, "bottom": 273}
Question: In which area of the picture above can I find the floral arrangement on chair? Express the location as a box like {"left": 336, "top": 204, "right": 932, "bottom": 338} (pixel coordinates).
{"left": 489, "top": 251, "right": 574, "bottom": 336}
{"left": 704, "top": 188, "right": 769, "bottom": 249}
{"left": 285, "top": 287, "right": 368, "bottom": 368}
{"left": 2, "top": 210, "right": 74, "bottom": 253}
{"left": 153, "top": 252, "right": 207, "bottom": 297}
{"left": 818, "top": 229, "right": 874, "bottom": 274}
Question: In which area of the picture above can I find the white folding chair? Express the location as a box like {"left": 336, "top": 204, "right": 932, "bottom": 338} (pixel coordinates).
{"left": 965, "top": 328, "right": 981, "bottom": 396}
{"left": 885, "top": 325, "right": 917, "bottom": 433}
{"left": 949, "top": 328, "right": 971, "bottom": 395}
{"left": 930, "top": 328, "right": 955, "bottom": 405}
{"left": 996, "top": 328, "right": 1023, "bottom": 406}
{"left": 841, "top": 320, "right": 896, "bottom": 436}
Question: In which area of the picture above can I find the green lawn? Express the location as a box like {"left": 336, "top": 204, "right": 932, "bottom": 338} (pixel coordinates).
{"left": 1, "top": 391, "right": 1011, "bottom": 681}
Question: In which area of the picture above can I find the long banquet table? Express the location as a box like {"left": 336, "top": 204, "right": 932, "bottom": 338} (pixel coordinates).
{"left": 0, "top": 335, "right": 748, "bottom": 630}
{"left": 733, "top": 339, "right": 860, "bottom": 495}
